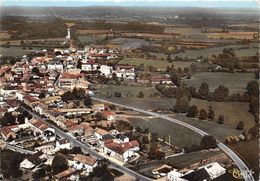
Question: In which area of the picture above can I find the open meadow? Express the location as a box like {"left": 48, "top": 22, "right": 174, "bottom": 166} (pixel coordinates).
{"left": 182, "top": 72, "right": 255, "bottom": 94}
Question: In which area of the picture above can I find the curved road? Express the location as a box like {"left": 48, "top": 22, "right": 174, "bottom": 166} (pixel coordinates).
{"left": 92, "top": 97, "right": 255, "bottom": 181}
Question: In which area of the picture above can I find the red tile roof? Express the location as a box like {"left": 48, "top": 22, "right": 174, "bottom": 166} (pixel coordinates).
{"left": 101, "top": 111, "right": 115, "bottom": 117}
{"left": 0, "top": 127, "right": 15, "bottom": 137}
{"left": 105, "top": 140, "right": 139, "bottom": 155}
{"left": 29, "top": 119, "right": 48, "bottom": 131}
{"left": 0, "top": 66, "right": 11, "bottom": 75}
{"left": 73, "top": 154, "right": 97, "bottom": 166}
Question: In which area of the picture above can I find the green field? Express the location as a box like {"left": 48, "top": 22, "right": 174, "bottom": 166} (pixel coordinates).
{"left": 95, "top": 84, "right": 177, "bottom": 110}
{"left": 172, "top": 43, "right": 258, "bottom": 59}
{"left": 96, "top": 83, "right": 255, "bottom": 130}
{"left": 190, "top": 98, "right": 255, "bottom": 130}
{"left": 182, "top": 72, "right": 255, "bottom": 94}
{"left": 130, "top": 117, "right": 202, "bottom": 148}
{"left": 0, "top": 47, "right": 31, "bottom": 56}
{"left": 120, "top": 58, "right": 191, "bottom": 69}
{"left": 78, "top": 35, "right": 106, "bottom": 44}
{"left": 230, "top": 140, "right": 259, "bottom": 177}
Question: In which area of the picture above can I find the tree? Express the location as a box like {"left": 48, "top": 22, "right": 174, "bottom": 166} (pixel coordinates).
{"left": 249, "top": 96, "right": 259, "bottom": 118}
{"left": 148, "top": 143, "right": 165, "bottom": 160}
{"left": 198, "top": 82, "right": 209, "bottom": 99}
{"left": 218, "top": 115, "right": 224, "bottom": 124}
{"left": 77, "top": 59, "right": 82, "bottom": 69}
{"left": 84, "top": 95, "right": 92, "bottom": 107}
{"left": 32, "top": 67, "right": 40, "bottom": 75}
{"left": 207, "top": 106, "right": 215, "bottom": 120}
{"left": 137, "top": 91, "right": 144, "bottom": 98}
{"left": 236, "top": 121, "right": 245, "bottom": 130}
{"left": 199, "top": 109, "right": 208, "bottom": 120}
{"left": 174, "top": 95, "right": 190, "bottom": 113}
{"left": 187, "top": 105, "right": 198, "bottom": 117}
{"left": 51, "top": 153, "right": 68, "bottom": 174}
{"left": 38, "top": 92, "right": 46, "bottom": 99}
{"left": 1, "top": 112, "right": 16, "bottom": 126}
{"left": 200, "top": 135, "right": 217, "bottom": 149}
{"left": 213, "top": 85, "right": 230, "bottom": 102}
{"left": 151, "top": 132, "right": 159, "bottom": 142}
{"left": 246, "top": 80, "right": 259, "bottom": 97}
{"left": 112, "top": 73, "right": 118, "bottom": 82}
{"left": 166, "top": 54, "right": 172, "bottom": 62}
{"left": 135, "top": 126, "right": 142, "bottom": 132}
{"left": 114, "top": 92, "right": 121, "bottom": 98}
{"left": 248, "top": 124, "right": 259, "bottom": 138}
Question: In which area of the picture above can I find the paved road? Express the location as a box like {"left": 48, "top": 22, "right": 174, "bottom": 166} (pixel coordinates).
{"left": 92, "top": 97, "right": 255, "bottom": 181}
{"left": 20, "top": 106, "right": 152, "bottom": 181}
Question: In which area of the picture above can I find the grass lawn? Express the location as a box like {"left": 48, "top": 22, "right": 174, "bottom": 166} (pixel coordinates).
{"left": 230, "top": 140, "right": 259, "bottom": 178}
{"left": 120, "top": 58, "right": 172, "bottom": 69}
{"left": 95, "top": 84, "right": 177, "bottom": 110}
{"left": 78, "top": 35, "right": 106, "bottom": 44}
{"left": 190, "top": 98, "right": 255, "bottom": 130}
{"left": 182, "top": 72, "right": 255, "bottom": 94}
{"left": 0, "top": 47, "right": 31, "bottom": 56}
{"left": 130, "top": 117, "right": 202, "bottom": 148}
{"left": 173, "top": 114, "right": 243, "bottom": 140}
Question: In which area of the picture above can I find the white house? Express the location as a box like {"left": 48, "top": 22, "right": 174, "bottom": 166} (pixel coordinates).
{"left": 99, "top": 65, "right": 112, "bottom": 77}
{"left": 104, "top": 140, "right": 139, "bottom": 162}
{"left": 167, "top": 170, "right": 186, "bottom": 181}
{"left": 201, "top": 162, "right": 226, "bottom": 180}
{"left": 70, "top": 154, "right": 98, "bottom": 174}
{"left": 115, "top": 65, "right": 135, "bottom": 80}
{"left": 56, "top": 139, "right": 71, "bottom": 150}
{"left": 47, "top": 61, "right": 63, "bottom": 71}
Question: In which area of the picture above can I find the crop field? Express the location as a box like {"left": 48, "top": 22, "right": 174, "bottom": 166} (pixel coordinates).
{"left": 121, "top": 32, "right": 176, "bottom": 39}
{"left": 190, "top": 98, "right": 255, "bottom": 130}
{"left": 172, "top": 43, "right": 258, "bottom": 59}
{"left": 78, "top": 35, "right": 106, "bottom": 44}
{"left": 164, "top": 27, "right": 207, "bottom": 39}
{"left": 182, "top": 72, "right": 255, "bottom": 94}
{"left": 0, "top": 31, "right": 11, "bottom": 40}
{"left": 108, "top": 38, "right": 150, "bottom": 49}
{"left": 77, "top": 29, "right": 111, "bottom": 34}
{"left": 207, "top": 31, "right": 257, "bottom": 40}
{"left": 130, "top": 117, "right": 202, "bottom": 148}
{"left": 118, "top": 58, "right": 192, "bottom": 69}
{"left": 120, "top": 58, "right": 171, "bottom": 69}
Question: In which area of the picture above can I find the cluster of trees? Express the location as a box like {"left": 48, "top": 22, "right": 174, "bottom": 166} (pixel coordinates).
{"left": 75, "top": 21, "right": 165, "bottom": 33}
{"left": 148, "top": 143, "right": 165, "bottom": 160}
{"left": 184, "top": 135, "right": 217, "bottom": 153}
{"left": 0, "top": 56, "right": 21, "bottom": 66}
{"left": 1, "top": 16, "right": 67, "bottom": 39}
{"left": 0, "top": 150, "right": 25, "bottom": 179}
{"left": 0, "top": 111, "right": 31, "bottom": 127}
{"left": 61, "top": 88, "right": 92, "bottom": 107}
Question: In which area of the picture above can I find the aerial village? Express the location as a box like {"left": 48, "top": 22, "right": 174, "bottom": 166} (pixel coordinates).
{"left": 0, "top": 29, "right": 245, "bottom": 181}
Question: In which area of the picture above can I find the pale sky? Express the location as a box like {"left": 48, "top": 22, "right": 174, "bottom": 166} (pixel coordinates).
{"left": 0, "top": 0, "right": 258, "bottom": 8}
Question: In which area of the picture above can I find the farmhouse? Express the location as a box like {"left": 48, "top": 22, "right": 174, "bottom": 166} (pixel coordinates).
{"left": 104, "top": 140, "right": 139, "bottom": 162}
{"left": 70, "top": 154, "right": 98, "bottom": 173}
